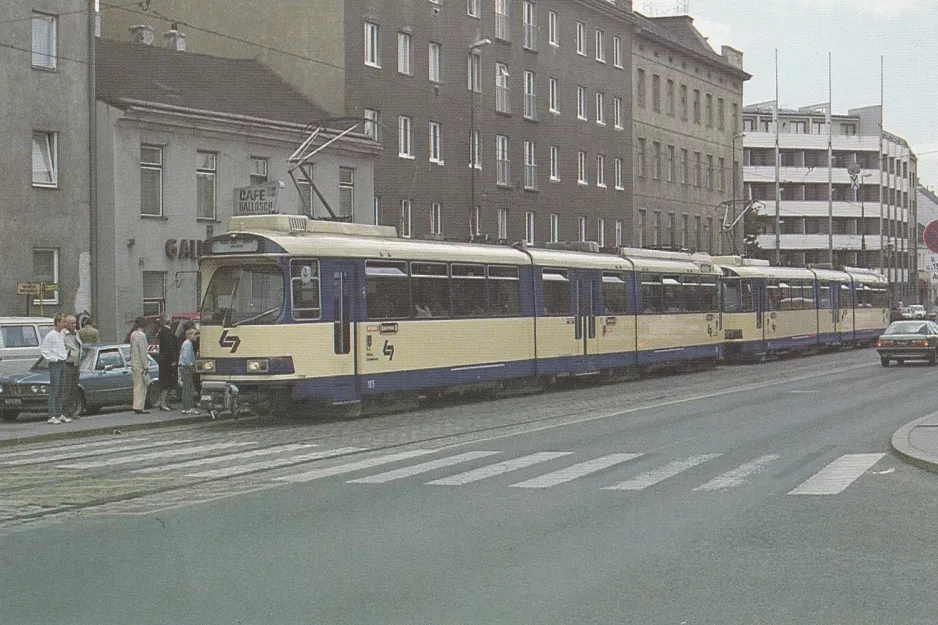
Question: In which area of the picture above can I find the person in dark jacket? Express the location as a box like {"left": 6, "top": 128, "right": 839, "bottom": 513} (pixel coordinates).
{"left": 156, "top": 315, "right": 178, "bottom": 411}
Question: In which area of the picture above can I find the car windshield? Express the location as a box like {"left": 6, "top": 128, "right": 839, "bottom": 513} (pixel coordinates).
{"left": 201, "top": 264, "right": 285, "bottom": 326}
{"left": 885, "top": 321, "right": 928, "bottom": 335}
{"left": 910, "top": 305, "right": 925, "bottom": 311}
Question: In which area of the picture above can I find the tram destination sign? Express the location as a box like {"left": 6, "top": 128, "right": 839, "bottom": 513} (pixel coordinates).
{"left": 234, "top": 182, "right": 280, "bottom": 215}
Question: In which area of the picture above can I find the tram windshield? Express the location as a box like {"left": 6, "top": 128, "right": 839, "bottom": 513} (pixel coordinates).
{"left": 201, "top": 264, "right": 285, "bottom": 326}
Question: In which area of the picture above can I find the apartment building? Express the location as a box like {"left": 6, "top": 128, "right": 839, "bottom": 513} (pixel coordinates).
{"left": 632, "top": 14, "right": 750, "bottom": 255}
{"left": 100, "top": 1, "right": 636, "bottom": 246}
{"left": 742, "top": 103, "right": 917, "bottom": 302}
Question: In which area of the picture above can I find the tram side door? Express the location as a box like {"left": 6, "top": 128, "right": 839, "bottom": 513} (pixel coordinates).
{"left": 572, "top": 270, "right": 601, "bottom": 362}
{"left": 330, "top": 261, "right": 359, "bottom": 402}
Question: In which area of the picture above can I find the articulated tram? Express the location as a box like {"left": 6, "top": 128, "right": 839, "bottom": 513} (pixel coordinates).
{"left": 194, "top": 215, "right": 887, "bottom": 414}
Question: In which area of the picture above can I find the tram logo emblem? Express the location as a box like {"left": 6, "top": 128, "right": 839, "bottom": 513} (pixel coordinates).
{"left": 219, "top": 330, "right": 241, "bottom": 353}
{"left": 382, "top": 340, "right": 395, "bottom": 361}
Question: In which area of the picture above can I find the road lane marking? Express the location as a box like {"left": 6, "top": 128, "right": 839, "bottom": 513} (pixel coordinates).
{"left": 693, "top": 454, "right": 781, "bottom": 491}
{"left": 348, "top": 451, "right": 500, "bottom": 484}
{"left": 604, "top": 454, "right": 722, "bottom": 491}
{"left": 275, "top": 450, "right": 438, "bottom": 483}
{"left": 57, "top": 442, "right": 256, "bottom": 469}
{"left": 0, "top": 438, "right": 149, "bottom": 460}
{"left": 131, "top": 444, "right": 318, "bottom": 474}
{"left": 426, "top": 452, "right": 572, "bottom": 486}
{"left": 510, "top": 453, "right": 643, "bottom": 489}
{"left": 186, "top": 447, "right": 367, "bottom": 479}
{"left": 788, "top": 453, "right": 886, "bottom": 495}
{"left": 0, "top": 440, "right": 193, "bottom": 466}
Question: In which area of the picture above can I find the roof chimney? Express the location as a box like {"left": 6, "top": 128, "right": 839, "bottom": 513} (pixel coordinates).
{"left": 129, "top": 24, "right": 154, "bottom": 45}
{"left": 163, "top": 22, "right": 186, "bottom": 52}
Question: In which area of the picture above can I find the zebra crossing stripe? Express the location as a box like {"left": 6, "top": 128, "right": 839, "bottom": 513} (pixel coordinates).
{"left": 132, "top": 444, "right": 318, "bottom": 474}
{"left": 510, "top": 453, "right": 643, "bottom": 489}
{"left": 186, "top": 447, "right": 367, "bottom": 479}
{"left": 604, "top": 454, "right": 723, "bottom": 491}
{"left": 788, "top": 453, "right": 886, "bottom": 495}
{"left": 0, "top": 440, "right": 193, "bottom": 467}
{"left": 0, "top": 438, "right": 148, "bottom": 460}
{"left": 348, "top": 451, "right": 500, "bottom": 484}
{"left": 57, "top": 442, "right": 257, "bottom": 469}
{"left": 693, "top": 454, "right": 781, "bottom": 491}
{"left": 275, "top": 450, "right": 439, "bottom": 483}
{"left": 425, "top": 452, "right": 573, "bottom": 486}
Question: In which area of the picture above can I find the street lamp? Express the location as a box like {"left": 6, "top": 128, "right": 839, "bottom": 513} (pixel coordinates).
{"left": 857, "top": 172, "right": 871, "bottom": 259}
{"left": 468, "top": 38, "right": 492, "bottom": 239}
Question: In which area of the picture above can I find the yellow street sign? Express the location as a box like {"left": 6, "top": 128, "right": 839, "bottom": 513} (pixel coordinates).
{"left": 44, "top": 283, "right": 59, "bottom": 292}
{"left": 17, "top": 283, "right": 40, "bottom": 296}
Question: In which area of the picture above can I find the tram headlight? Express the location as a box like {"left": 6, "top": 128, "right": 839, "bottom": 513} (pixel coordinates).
{"left": 245, "top": 358, "right": 269, "bottom": 373}
{"left": 197, "top": 359, "right": 216, "bottom": 373}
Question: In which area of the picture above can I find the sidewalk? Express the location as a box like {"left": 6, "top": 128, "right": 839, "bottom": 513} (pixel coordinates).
{"left": 0, "top": 408, "right": 213, "bottom": 447}
{"left": 891, "top": 412, "right": 938, "bottom": 473}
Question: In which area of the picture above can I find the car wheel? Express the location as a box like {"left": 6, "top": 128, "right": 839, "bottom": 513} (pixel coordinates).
{"left": 897, "top": 359, "right": 905, "bottom": 366}
{"left": 0, "top": 411, "right": 18, "bottom": 422}
{"left": 880, "top": 356, "right": 890, "bottom": 367}
{"left": 930, "top": 350, "right": 937, "bottom": 366}
{"left": 145, "top": 384, "right": 159, "bottom": 409}
{"left": 65, "top": 390, "right": 86, "bottom": 419}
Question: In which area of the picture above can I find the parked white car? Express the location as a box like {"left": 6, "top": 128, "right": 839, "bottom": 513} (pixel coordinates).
{"left": 0, "top": 317, "right": 55, "bottom": 376}
{"left": 902, "top": 305, "right": 928, "bottom": 320}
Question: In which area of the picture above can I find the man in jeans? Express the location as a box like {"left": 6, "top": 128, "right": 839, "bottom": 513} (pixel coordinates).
{"left": 39, "top": 313, "right": 71, "bottom": 424}
{"left": 63, "top": 315, "right": 83, "bottom": 419}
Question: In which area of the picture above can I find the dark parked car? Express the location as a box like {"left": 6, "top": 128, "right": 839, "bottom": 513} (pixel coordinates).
{"left": 876, "top": 320, "right": 938, "bottom": 367}
{"left": 0, "top": 343, "right": 160, "bottom": 421}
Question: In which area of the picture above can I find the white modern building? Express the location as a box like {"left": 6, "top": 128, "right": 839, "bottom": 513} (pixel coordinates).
{"left": 741, "top": 103, "right": 917, "bottom": 303}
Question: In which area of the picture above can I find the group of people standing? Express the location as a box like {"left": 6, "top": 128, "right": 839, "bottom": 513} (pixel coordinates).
{"left": 39, "top": 314, "right": 96, "bottom": 424}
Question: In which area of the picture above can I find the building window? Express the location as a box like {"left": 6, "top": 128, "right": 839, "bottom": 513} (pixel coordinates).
{"left": 470, "top": 128, "right": 480, "bottom": 169}
{"left": 548, "top": 10, "right": 558, "bottom": 46}
{"left": 549, "top": 145, "right": 560, "bottom": 181}
{"left": 142, "top": 271, "right": 166, "bottom": 317}
{"left": 373, "top": 196, "right": 380, "bottom": 225}
{"left": 468, "top": 50, "right": 481, "bottom": 92}
{"left": 732, "top": 103, "right": 739, "bottom": 133}
{"left": 140, "top": 144, "right": 163, "bottom": 217}
{"left": 718, "top": 157, "right": 725, "bottom": 191}
{"left": 576, "top": 21, "right": 586, "bottom": 55}
{"left": 430, "top": 202, "right": 443, "bottom": 235}
{"left": 549, "top": 213, "right": 559, "bottom": 242}
{"left": 32, "top": 248, "right": 59, "bottom": 305}
{"left": 495, "top": 0, "right": 510, "bottom": 41}
{"left": 666, "top": 79, "right": 674, "bottom": 116}
{"left": 666, "top": 145, "right": 675, "bottom": 182}
{"left": 496, "top": 135, "right": 510, "bottom": 185}
{"left": 364, "top": 21, "right": 380, "bottom": 67}
{"left": 652, "top": 142, "right": 660, "bottom": 180}
{"left": 680, "top": 84, "right": 688, "bottom": 120}
{"left": 523, "top": 1, "right": 537, "bottom": 50}
{"left": 32, "top": 131, "right": 58, "bottom": 188}
{"left": 613, "top": 36, "right": 622, "bottom": 68}
{"left": 577, "top": 150, "right": 587, "bottom": 184}
{"left": 595, "top": 92, "right": 605, "bottom": 125}
{"left": 428, "top": 41, "right": 442, "bottom": 83}
{"left": 812, "top": 120, "right": 825, "bottom": 134}
{"left": 597, "top": 218, "right": 606, "bottom": 247}
{"left": 249, "top": 156, "right": 268, "bottom": 185}
{"left": 652, "top": 74, "right": 661, "bottom": 112}
{"left": 653, "top": 212, "right": 661, "bottom": 246}
{"left": 576, "top": 86, "right": 586, "bottom": 120}
{"left": 596, "top": 154, "right": 606, "bottom": 188}
{"left": 525, "top": 211, "right": 535, "bottom": 245}
{"left": 399, "top": 116, "right": 413, "bottom": 158}
{"left": 196, "top": 151, "right": 217, "bottom": 220}
{"left": 718, "top": 98, "right": 725, "bottom": 130}
{"left": 549, "top": 77, "right": 559, "bottom": 113}
{"left": 524, "top": 70, "right": 537, "bottom": 120}
{"left": 706, "top": 155, "right": 714, "bottom": 189}
{"left": 760, "top": 119, "right": 770, "bottom": 132}
{"left": 694, "top": 152, "right": 701, "bottom": 187}
{"left": 636, "top": 68, "right": 646, "bottom": 108}
{"left": 668, "top": 212, "right": 675, "bottom": 247}
{"left": 398, "top": 32, "right": 412, "bottom": 75}
{"left": 693, "top": 89, "right": 701, "bottom": 124}
{"left": 471, "top": 205, "right": 482, "bottom": 238}
{"left": 695, "top": 215, "right": 702, "bottom": 251}
{"left": 339, "top": 167, "right": 354, "bottom": 217}
{"left": 637, "top": 139, "right": 646, "bottom": 178}
{"left": 496, "top": 63, "right": 510, "bottom": 114}
{"left": 680, "top": 148, "right": 688, "bottom": 184}
{"left": 705, "top": 93, "right": 713, "bottom": 127}
{"left": 400, "top": 200, "right": 412, "bottom": 238}
{"left": 790, "top": 120, "right": 806, "bottom": 134}
{"left": 364, "top": 108, "right": 381, "bottom": 141}
{"left": 842, "top": 123, "right": 857, "bottom": 135}
{"left": 578, "top": 216, "right": 587, "bottom": 242}
{"left": 615, "top": 220, "right": 623, "bottom": 247}
{"left": 595, "top": 29, "right": 605, "bottom": 62}
{"left": 498, "top": 207, "right": 508, "bottom": 240}
{"left": 637, "top": 209, "right": 646, "bottom": 247}
{"left": 429, "top": 121, "right": 443, "bottom": 164}
{"left": 468, "top": 0, "right": 480, "bottom": 18}
{"left": 32, "top": 12, "right": 56, "bottom": 70}
{"left": 614, "top": 157, "right": 623, "bottom": 190}
{"left": 613, "top": 96, "right": 622, "bottom": 129}
{"left": 681, "top": 214, "right": 689, "bottom": 248}
{"left": 706, "top": 216, "right": 714, "bottom": 252}
{"left": 524, "top": 140, "right": 537, "bottom": 190}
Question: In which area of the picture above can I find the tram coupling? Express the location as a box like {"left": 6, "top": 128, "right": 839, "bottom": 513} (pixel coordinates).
{"left": 199, "top": 380, "right": 240, "bottom": 420}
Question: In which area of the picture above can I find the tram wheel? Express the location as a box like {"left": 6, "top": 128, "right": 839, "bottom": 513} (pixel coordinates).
{"left": 880, "top": 356, "right": 890, "bottom": 367}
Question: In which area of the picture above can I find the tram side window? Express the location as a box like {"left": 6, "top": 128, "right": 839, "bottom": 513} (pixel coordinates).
{"left": 722, "top": 279, "right": 740, "bottom": 312}
{"left": 765, "top": 280, "right": 786, "bottom": 311}
{"left": 662, "top": 276, "right": 683, "bottom": 313}
{"left": 487, "top": 265, "right": 521, "bottom": 316}
{"left": 452, "top": 264, "right": 487, "bottom": 317}
{"left": 411, "top": 262, "right": 450, "bottom": 317}
{"left": 366, "top": 261, "right": 411, "bottom": 319}
{"left": 741, "top": 280, "right": 754, "bottom": 312}
{"left": 641, "top": 274, "right": 664, "bottom": 314}
{"left": 780, "top": 280, "right": 811, "bottom": 310}
{"left": 683, "top": 276, "right": 701, "bottom": 312}
{"left": 602, "top": 271, "right": 628, "bottom": 314}
{"left": 699, "top": 276, "right": 718, "bottom": 311}
{"left": 290, "top": 259, "right": 321, "bottom": 320}
{"left": 840, "top": 283, "right": 851, "bottom": 309}
{"left": 817, "top": 283, "right": 832, "bottom": 309}
{"left": 542, "top": 268, "right": 571, "bottom": 316}
{"left": 872, "top": 286, "right": 888, "bottom": 308}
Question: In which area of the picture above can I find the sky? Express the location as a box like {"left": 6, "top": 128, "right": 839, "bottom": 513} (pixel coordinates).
{"left": 637, "top": 0, "right": 938, "bottom": 188}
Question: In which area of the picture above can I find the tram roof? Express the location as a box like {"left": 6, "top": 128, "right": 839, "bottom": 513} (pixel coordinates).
{"left": 718, "top": 265, "right": 816, "bottom": 280}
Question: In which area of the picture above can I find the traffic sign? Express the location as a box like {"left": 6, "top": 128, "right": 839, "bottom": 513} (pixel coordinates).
{"left": 925, "top": 220, "right": 938, "bottom": 254}
{"left": 16, "top": 283, "right": 40, "bottom": 296}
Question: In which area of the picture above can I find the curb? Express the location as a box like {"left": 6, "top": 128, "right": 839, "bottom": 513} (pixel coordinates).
{"left": 0, "top": 414, "right": 215, "bottom": 447}
{"left": 890, "top": 414, "right": 938, "bottom": 474}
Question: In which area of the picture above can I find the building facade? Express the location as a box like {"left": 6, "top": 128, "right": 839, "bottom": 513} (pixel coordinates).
{"left": 916, "top": 186, "right": 938, "bottom": 307}
{"left": 0, "top": 0, "right": 94, "bottom": 318}
{"left": 742, "top": 103, "right": 917, "bottom": 303}
{"left": 632, "top": 14, "right": 749, "bottom": 255}
{"left": 94, "top": 36, "right": 378, "bottom": 340}
{"left": 100, "top": 0, "right": 636, "bottom": 247}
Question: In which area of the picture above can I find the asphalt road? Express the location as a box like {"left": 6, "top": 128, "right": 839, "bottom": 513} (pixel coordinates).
{"left": 2, "top": 348, "right": 937, "bottom": 624}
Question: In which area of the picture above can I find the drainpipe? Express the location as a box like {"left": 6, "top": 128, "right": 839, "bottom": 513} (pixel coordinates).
{"left": 88, "top": 0, "right": 98, "bottom": 322}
